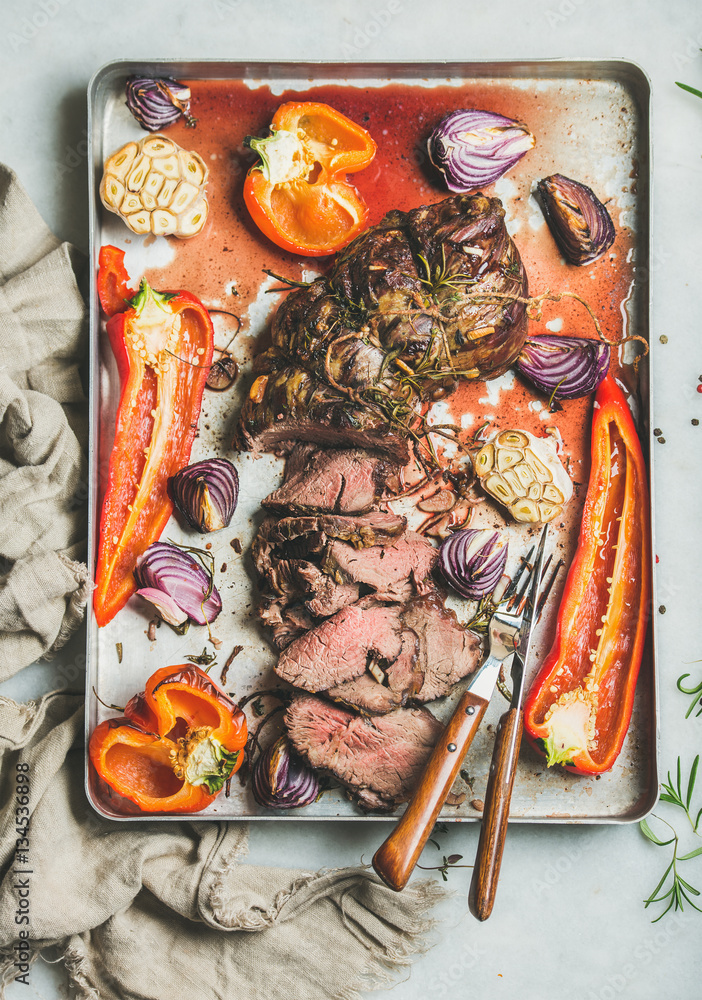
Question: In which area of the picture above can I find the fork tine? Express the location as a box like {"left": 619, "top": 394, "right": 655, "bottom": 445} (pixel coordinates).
{"left": 501, "top": 545, "right": 535, "bottom": 606}
{"left": 506, "top": 528, "right": 549, "bottom": 617}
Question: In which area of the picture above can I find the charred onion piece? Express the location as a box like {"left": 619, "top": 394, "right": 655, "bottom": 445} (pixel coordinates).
{"left": 475, "top": 429, "right": 573, "bottom": 524}
{"left": 537, "top": 174, "right": 615, "bottom": 266}
{"left": 168, "top": 458, "right": 239, "bottom": 533}
{"left": 428, "top": 109, "right": 535, "bottom": 192}
{"left": 252, "top": 735, "right": 320, "bottom": 809}
{"left": 135, "top": 541, "right": 221, "bottom": 624}
{"left": 206, "top": 356, "right": 239, "bottom": 391}
{"left": 517, "top": 334, "right": 610, "bottom": 400}
{"left": 125, "top": 76, "right": 196, "bottom": 132}
{"left": 439, "top": 528, "right": 508, "bottom": 599}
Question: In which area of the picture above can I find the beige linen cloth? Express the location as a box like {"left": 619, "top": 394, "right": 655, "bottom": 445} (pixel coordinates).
{"left": 0, "top": 166, "right": 445, "bottom": 999}
{"left": 0, "top": 163, "right": 91, "bottom": 681}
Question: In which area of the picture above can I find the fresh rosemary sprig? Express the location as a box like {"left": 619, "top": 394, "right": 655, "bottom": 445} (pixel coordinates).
{"left": 640, "top": 815, "right": 702, "bottom": 922}
{"left": 639, "top": 755, "right": 702, "bottom": 921}
{"left": 677, "top": 670, "right": 702, "bottom": 719}
{"left": 675, "top": 80, "right": 702, "bottom": 101}
{"left": 660, "top": 755, "right": 702, "bottom": 833}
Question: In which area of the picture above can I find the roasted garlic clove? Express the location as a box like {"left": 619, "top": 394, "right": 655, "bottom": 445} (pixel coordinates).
{"left": 475, "top": 428, "right": 572, "bottom": 523}
{"left": 100, "top": 134, "right": 209, "bottom": 239}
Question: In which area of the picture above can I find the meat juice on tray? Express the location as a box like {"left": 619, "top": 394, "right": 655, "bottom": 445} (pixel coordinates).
{"left": 90, "top": 71, "right": 649, "bottom": 818}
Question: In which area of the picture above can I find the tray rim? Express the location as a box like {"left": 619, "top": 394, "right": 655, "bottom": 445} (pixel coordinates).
{"left": 84, "top": 56, "right": 658, "bottom": 825}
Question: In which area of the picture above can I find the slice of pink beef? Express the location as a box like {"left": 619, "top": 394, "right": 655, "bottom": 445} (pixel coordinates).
{"left": 285, "top": 693, "right": 443, "bottom": 811}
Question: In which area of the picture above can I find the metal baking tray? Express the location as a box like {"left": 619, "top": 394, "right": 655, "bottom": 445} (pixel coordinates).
{"left": 85, "top": 59, "right": 657, "bottom": 823}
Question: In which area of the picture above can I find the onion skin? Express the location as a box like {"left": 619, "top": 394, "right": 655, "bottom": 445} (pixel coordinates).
{"left": 135, "top": 587, "right": 188, "bottom": 627}
{"left": 252, "top": 735, "right": 320, "bottom": 809}
{"left": 517, "top": 334, "right": 610, "bottom": 400}
{"left": 428, "top": 109, "right": 535, "bottom": 192}
{"left": 537, "top": 174, "right": 615, "bottom": 266}
{"left": 168, "top": 458, "right": 239, "bottom": 533}
{"left": 125, "top": 77, "right": 195, "bottom": 132}
{"left": 439, "top": 528, "right": 508, "bottom": 600}
{"left": 134, "top": 542, "right": 221, "bottom": 625}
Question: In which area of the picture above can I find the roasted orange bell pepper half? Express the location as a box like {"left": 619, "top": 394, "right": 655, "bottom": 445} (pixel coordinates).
{"left": 523, "top": 374, "right": 651, "bottom": 774}
{"left": 89, "top": 665, "right": 247, "bottom": 813}
{"left": 93, "top": 247, "right": 214, "bottom": 626}
{"left": 243, "top": 101, "right": 377, "bottom": 256}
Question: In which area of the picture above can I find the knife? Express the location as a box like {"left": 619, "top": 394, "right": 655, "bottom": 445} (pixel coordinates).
{"left": 468, "top": 524, "right": 549, "bottom": 920}
{"left": 371, "top": 528, "right": 548, "bottom": 893}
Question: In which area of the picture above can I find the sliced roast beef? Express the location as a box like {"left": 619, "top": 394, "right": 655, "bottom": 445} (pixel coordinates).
{"left": 327, "top": 628, "right": 423, "bottom": 714}
{"left": 236, "top": 362, "right": 410, "bottom": 462}
{"left": 285, "top": 693, "right": 444, "bottom": 811}
{"left": 265, "top": 511, "right": 406, "bottom": 550}
{"left": 276, "top": 601, "right": 404, "bottom": 690}
{"left": 263, "top": 446, "right": 401, "bottom": 515}
{"left": 322, "top": 530, "right": 437, "bottom": 602}
{"left": 253, "top": 512, "right": 437, "bottom": 640}
{"left": 402, "top": 593, "right": 482, "bottom": 702}
{"left": 275, "top": 593, "right": 481, "bottom": 713}
{"left": 260, "top": 602, "right": 316, "bottom": 650}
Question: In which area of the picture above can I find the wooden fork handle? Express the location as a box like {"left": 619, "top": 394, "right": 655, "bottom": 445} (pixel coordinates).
{"left": 372, "top": 688, "right": 489, "bottom": 892}
{"left": 468, "top": 706, "right": 523, "bottom": 921}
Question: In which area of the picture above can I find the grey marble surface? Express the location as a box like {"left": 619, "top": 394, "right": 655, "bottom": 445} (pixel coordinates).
{"left": 2, "top": 0, "right": 702, "bottom": 997}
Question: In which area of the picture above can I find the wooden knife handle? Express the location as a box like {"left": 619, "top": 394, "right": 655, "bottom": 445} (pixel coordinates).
{"left": 372, "top": 688, "right": 489, "bottom": 892}
{"left": 468, "top": 706, "right": 523, "bottom": 921}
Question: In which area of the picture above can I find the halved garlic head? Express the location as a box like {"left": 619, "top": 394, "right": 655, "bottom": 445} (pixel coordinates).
{"left": 99, "top": 134, "right": 209, "bottom": 239}
{"left": 475, "top": 428, "right": 572, "bottom": 523}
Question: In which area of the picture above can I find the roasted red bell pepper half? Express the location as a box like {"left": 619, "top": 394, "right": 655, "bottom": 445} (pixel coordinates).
{"left": 523, "top": 374, "right": 651, "bottom": 774}
{"left": 89, "top": 665, "right": 247, "bottom": 813}
{"left": 93, "top": 247, "right": 214, "bottom": 626}
{"left": 243, "top": 101, "right": 377, "bottom": 256}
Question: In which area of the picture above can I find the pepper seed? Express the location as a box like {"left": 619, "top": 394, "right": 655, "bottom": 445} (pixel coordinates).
{"left": 659, "top": 605, "right": 666, "bottom": 614}
{"left": 659, "top": 335, "right": 668, "bottom": 344}
{"left": 653, "top": 428, "right": 662, "bottom": 436}
{"left": 692, "top": 419, "right": 699, "bottom": 426}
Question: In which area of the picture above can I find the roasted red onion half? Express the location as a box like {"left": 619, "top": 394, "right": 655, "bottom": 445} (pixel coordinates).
{"left": 252, "top": 735, "right": 320, "bottom": 810}
{"left": 125, "top": 76, "right": 195, "bottom": 132}
{"left": 439, "top": 528, "right": 508, "bottom": 600}
{"left": 428, "top": 109, "right": 535, "bottom": 192}
{"left": 536, "top": 174, "right": 615, "bottom": 266}
{"left": 168, "top": 458, "right": 239, "bottom": 533}
{"left": 134, "top": 542, "right": 221, "bottom": 625}
{"left": 517, "top": 334, "right": 610, "bottom": 400}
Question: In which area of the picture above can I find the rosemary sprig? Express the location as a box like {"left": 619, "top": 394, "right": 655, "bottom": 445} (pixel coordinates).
{"left": 677, "top": 670, "right": 702, "bottom": 719}
{"left": 639, "top": 755, "right": 702, "bottom": 921}
{"left": 640, "top": 815, "right": 702, "bottom": 922}
{"left": 659, "top": 755, "right": 702, "bottom": 833}
{"left": 417, "top": 246, "right": 477, "bottom": 297}
{"left": 675, "top": 80, "right": 702, "bottom": 101}
{"left": 184, "top": 647, "right": 217, "bottom": 668}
